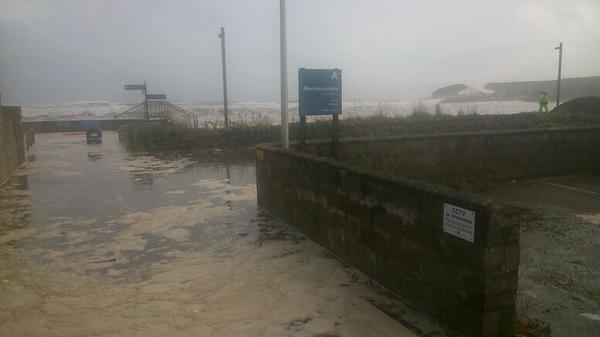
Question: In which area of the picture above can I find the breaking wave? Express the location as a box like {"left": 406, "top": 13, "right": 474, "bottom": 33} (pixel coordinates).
{"left": 20, "top": 100, "right": 540, "bottom": 124}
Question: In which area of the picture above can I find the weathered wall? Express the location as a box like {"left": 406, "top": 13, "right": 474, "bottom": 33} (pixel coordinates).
{"left": 0, "top": 106, "right": 25, "bottom": 186}
{"left": 301, "top": 127, "right": 600, "bottom": 187}
{"left": 256, "top": 144, "right": 520, "bottom": 337}
{"left": 23, "top": 119, "right": 140, "bottom": 133}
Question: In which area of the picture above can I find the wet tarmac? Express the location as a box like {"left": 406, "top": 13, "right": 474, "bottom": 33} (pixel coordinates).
{"left": 484, "top": 175, "right": 600, "bottom": 337}
{"left": 0, "top": 132, "right": 444, "bottom": 337}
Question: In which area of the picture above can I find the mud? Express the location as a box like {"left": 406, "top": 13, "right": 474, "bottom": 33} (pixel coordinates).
{"left": 0, "top": 132, "right": 448, "bottom": 337}
{"left": 484, "top": 175, "right": 600, "bottom": 337}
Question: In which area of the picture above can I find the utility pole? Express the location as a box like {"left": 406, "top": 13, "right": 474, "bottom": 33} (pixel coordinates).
{"left": 280, "top": 0, "right": 289, "bottom": 149}
{"left": 219, "top": 27, "right": 229, "bottom": 128}
{"left": 555, "top": 42, "right": 563, "bottom": 107}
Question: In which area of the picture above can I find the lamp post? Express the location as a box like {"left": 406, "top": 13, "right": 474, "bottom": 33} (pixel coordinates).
{"left": 280, "top": 0, "right": 289, "bottom": 149}
{"left": 555, "top": 42, "right": 563, "bottom": 107}
{"left": 219, "top": 27, "right": 229, "bottom": 128}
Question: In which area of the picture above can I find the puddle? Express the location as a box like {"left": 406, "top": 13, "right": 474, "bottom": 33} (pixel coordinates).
{"left": 0, "top": 132, "right": 425, "bottom": 337}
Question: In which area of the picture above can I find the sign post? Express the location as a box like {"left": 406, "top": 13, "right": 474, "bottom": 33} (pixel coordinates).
{"left": 332, "top": 112, "right": 339, "bottom": 157}
{"left": 124, "top": 82, "right": 148, "bottom": 120}
{"left": 298, "top": 68, "right": 342, "bottom": 157}
{"left": 124, "top": 84, "right": 146, "bottom": 91}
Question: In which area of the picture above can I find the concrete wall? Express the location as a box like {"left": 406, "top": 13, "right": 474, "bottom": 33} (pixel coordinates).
{"left": 0, "top": 106, "right": 25, "bottom": 186}
{"left": 256, "top": 144, "right": 520, "bottom": 337}
{"left": 23, "top": 119, "right": 140, "bottom": 133}
{"left": 301, "top": 127, "right": 600, "bottom": 187}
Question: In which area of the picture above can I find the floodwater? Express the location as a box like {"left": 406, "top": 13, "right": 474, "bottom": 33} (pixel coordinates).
{"left": 0, "top": 132, "right": 442, "bottom": 337}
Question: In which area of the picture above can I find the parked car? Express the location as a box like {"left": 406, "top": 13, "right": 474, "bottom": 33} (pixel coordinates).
{"left": 86, "top": 126, "right": 102, "bottom": 144}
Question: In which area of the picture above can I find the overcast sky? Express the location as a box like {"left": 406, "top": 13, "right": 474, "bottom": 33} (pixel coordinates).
{"left": 1, "top": 0, "right": 599, "bottom": 104}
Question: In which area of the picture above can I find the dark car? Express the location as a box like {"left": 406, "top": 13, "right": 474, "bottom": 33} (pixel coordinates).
{"left": 86, "top": 126, "right": 103, "bottom": 144}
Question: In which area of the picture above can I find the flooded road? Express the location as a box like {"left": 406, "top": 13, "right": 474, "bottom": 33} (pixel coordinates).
{"left": 0, "top": 132, "right": 430, "bottom": 337}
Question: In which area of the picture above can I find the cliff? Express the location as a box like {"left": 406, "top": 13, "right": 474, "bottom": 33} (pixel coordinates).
{"left": 433, "top": 76, "right": 600, "bottom": 103}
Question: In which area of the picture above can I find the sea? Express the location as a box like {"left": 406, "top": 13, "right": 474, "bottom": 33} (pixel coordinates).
{"left": 19, "top": 100, "right": 540, "bottom": 125}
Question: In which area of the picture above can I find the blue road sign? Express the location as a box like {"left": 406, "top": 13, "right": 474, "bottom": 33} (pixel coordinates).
{"left": 299, "top": 68, "right": 342, "bottom": 116}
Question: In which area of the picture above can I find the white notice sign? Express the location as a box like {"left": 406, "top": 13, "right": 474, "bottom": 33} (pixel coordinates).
{"left": 443, "top": 203, "right": 476, "bottom": 242}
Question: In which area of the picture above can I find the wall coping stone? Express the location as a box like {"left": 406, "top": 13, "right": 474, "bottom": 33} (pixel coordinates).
{"left": 257, "top": 141, "right": 495, "bottom": 208}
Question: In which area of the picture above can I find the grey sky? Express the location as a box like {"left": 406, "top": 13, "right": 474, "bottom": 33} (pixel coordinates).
{"left": 1, "top": 0, "right": 599, "bottom": 104}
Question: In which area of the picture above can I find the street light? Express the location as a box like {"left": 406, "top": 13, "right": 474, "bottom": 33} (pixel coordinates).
{"left": 280, "top": 0, "right": 289, "bottom": 149}
{"left": 555, "top": 42, "right": 563, "bottom": 107}
{"left": 219, "top": 27, "right": 229, "bottom": 128}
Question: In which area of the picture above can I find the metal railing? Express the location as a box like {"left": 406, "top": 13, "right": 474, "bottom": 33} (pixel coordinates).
{"left": 114, "top": 101, "right": 198, "bottom": 128}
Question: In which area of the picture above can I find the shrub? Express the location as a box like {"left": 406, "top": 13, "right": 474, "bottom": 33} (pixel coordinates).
{"left": 410, "top": 100, "right": 432, "bottom": 118}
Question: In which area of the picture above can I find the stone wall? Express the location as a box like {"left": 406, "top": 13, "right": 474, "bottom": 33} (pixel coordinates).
{"left": 256, "top": 144, "right": 520, "bottom": 337}
{"left": 0, "top": 106, "right": 25, "bottom": 186}
{"left": 301, "top": 127, "right": 600, "bottom": 187}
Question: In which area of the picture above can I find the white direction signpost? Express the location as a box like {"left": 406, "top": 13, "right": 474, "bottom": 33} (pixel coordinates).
{"left": 146, "top": 94, "right": 167, "bottom": 100}
{"left": 124, "top": 82, "right": 149, "bottom": 120}
{"left": 124, "top": 84, "right": 146, "bottom": 91}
